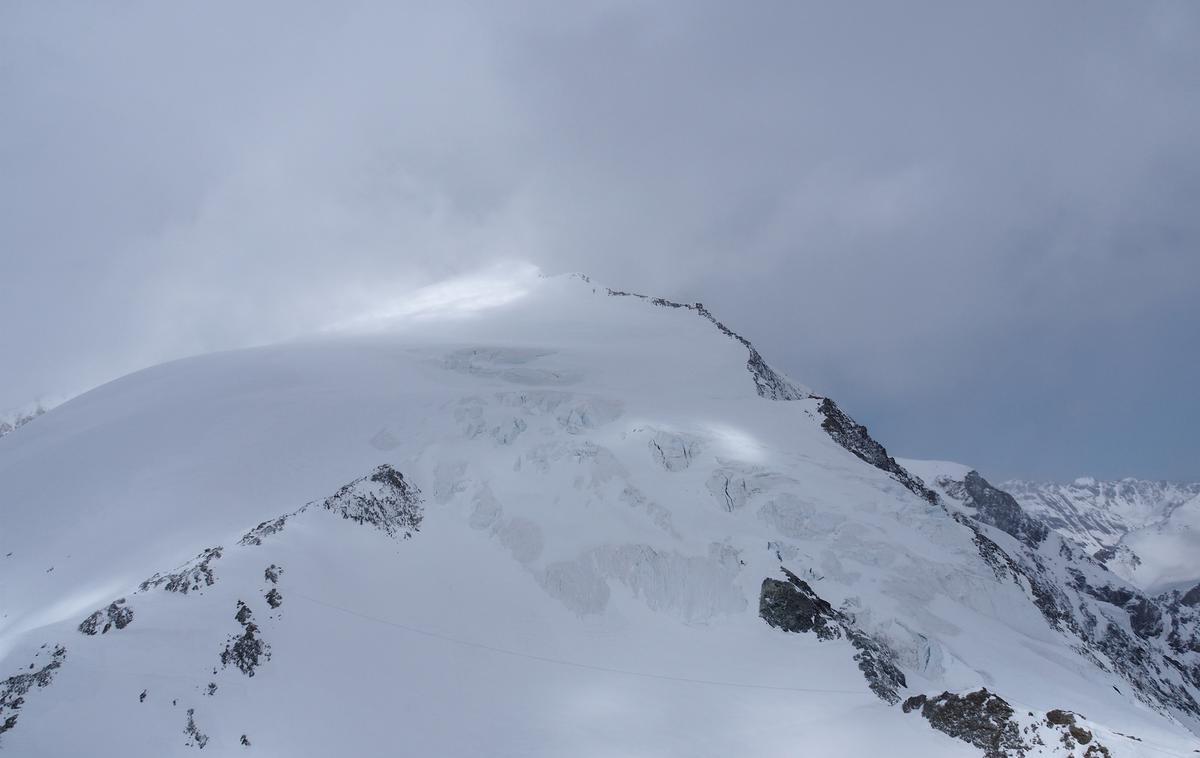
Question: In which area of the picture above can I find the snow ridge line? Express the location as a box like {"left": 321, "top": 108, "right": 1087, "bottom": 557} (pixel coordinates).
{"left": 294, "top": 592, "right": 871, "bottom": 695}
{"left": 605, "top": 286, "right": 939, "bottom": 504}
{"left": 604, "top": 288, "right": 807, "bottom": 401}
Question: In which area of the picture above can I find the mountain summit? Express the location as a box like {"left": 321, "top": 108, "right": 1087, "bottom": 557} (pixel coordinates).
{"left": 1, "top": 274, "right": 1197, "bottom": 756}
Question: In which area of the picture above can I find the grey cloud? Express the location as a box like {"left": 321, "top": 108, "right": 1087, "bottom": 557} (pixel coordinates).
{"left": 2, "top": 0, "right": 1198, "bottom": 479}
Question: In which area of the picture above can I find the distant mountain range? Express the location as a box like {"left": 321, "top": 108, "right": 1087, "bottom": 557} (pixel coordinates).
{"left": 1005, "top": 478, "right": 1200, "bottom": 593}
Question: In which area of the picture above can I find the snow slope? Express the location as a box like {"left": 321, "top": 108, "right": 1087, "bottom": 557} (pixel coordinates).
{"left": 1, "top": 273, "right": 1198, "bottom": 756}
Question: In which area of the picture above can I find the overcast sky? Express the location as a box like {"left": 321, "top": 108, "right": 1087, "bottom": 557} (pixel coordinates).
{"left": 2, "top": 1, "right": 1198, "bottom": 481}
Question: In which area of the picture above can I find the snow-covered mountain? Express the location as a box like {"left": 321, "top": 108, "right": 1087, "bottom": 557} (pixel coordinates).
{"left": 1004, "top": 479, "right": 1200, "bottom": 593}
{"left": 2, "top": 273, "right": 1198, "bottom": 756}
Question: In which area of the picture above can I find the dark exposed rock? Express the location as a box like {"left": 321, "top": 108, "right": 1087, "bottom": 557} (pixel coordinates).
{"left": 1094, "top": 544, "right": 1137, "bottom": 568}
{"left": 759, "top": 574, "right": 839, "bottom": 641}
{"left": 239, "top": 515, "right": 291, "bottom": 547}
{"left": 942, "top": 471, "right": 1048, "bottom": 547}
{"left": 760, "top": 569, "right": 906, "bottom": 703}
{"left": 970, "top": 525, "right": 1022, "bottom": 582}
{"left": 242, "top": 466, "right": 422, "bottom": 549}
{"left": 1, "top": 645, "right": 66, "bottom": 740}
{"left": 844, "top": 627, "right": 908, "bottom": 706}
{"left": 240, "top": 734, "right": 251, "bottom": 747}
{"left": 264, "top": 564, "right": 282, "bottom": 584}
{"left": 1070, "top": 725, "right": 1094, "bottom": 744}
{"left": 184, "top": 708, "right": 208, "bottom": 749}
{"left": 1074, "top": 581, "right": 1165, "bottom": 640}
{"left": 78, "top": 598, "right": 134, "bottom": 635}
{"left": 265, "top": 588, "right": 282, "bottom": 609}
{"left": 1085, "top": 583, "right": 1135, "bottom": 607}
{"left": 140, "top": 547, "right": 223, "bottom": 594}
{"left": 221, "top": 624, "right": 268, "bottom": 677}
{"left": 1094, "top": 617, "right": 1200, "bottom": 720}
{"left": 1045, "top": 709, "right": 1076, "bottom": 726}
{"left": 1093, "top": 545, "right": 1115, "bottom": 563}
{"left": 1182, "top": 584, "right": 1200, "bottom": 608}
{"left": 813, "top": 398, "right": 939, "bottom": 504}
{"left": 901, "top": 694, "right": 926, "bottom": 714}
{"left": 903, "top": 689, "right": 1023, "bottom": 758}
{"left": 318, "top": 465, "right": 423, "bottom": 538}
{"left": 1128, "top": 598, "right": 1165, "bottom": 640}
{"left": 139, "top": 689, "right": 147, "bottom": 703}
{"left": 221, "top": 601, "right": 270, "bottom": 677}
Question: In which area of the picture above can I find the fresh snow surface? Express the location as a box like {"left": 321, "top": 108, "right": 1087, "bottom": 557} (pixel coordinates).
{"left": 1, "top": 273, "right": 1197, "bottom": 756}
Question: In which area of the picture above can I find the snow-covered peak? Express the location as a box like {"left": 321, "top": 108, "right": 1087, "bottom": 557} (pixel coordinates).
{"left": 1, "top": 275, "right": 1197, "bottom": 756}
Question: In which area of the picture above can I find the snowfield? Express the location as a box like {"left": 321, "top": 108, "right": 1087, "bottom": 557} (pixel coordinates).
{"left": 1, "top": 273, "right": 1198, "bottom": 756}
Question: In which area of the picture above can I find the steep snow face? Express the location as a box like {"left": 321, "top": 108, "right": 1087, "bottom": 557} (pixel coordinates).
{"left": 1, "top": 274, "right": 1197, "bottom": 756}
{"left": 1003, "top": 479, "right": 1200, "bottom": 592}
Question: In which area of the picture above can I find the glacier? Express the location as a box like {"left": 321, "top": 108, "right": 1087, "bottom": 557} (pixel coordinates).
{"left": 1, "top": 273, "right": 1198, "bottom": 756}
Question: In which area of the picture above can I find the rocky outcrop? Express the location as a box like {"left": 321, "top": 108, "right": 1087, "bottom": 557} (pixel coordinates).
{"left": 220, "top": 601, "right": 270, "bottom": 677}
{"left": 760, "top": 575, "right": 840, "bottom": 641}
{"left": 140, "top": 547, "right": 223, "bottom": 594}
{"left": 1075, "top": 583, "right": 1164, "bottom": 639}
{"left": 814, "top": 398, "right": 939, "bottom": 504}
{"left": 902, "top": 689, "right": 1023, "bottom": 758}
{"left": 318, "top": 465, "right": 423, "bottom": 538}
{"left": 239, "top": 514, "right": 291, "bottom": 546}
{"left": 760, "top": 570, "right": 906, "bottom": 704}
{"left": 240, "top": 465, "right": 423, "bottom": 547}
{"left": 0, "top": 645, "right": 66, "bottom": 740}
{"left": 79, "top": 598, "right": 134, "bottom": 635}
{"left": 941, "top": 471, "right": 1048, "bottom": 547}
{"left": 1182, "top": 583, "right": 1200, "bottom": 608}
{"left": 183, "top": 708, "right": 208, "bottom": 749}
{"left": 903, "top": 691, "right": 1115, "bottom": 757}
